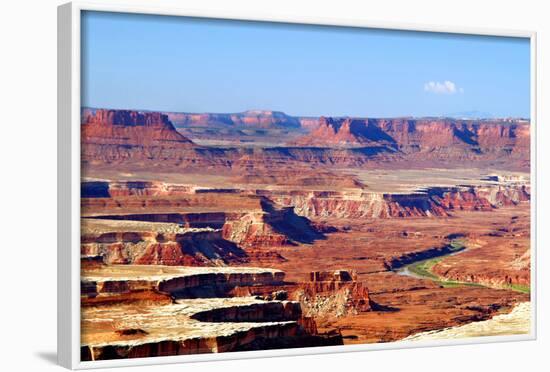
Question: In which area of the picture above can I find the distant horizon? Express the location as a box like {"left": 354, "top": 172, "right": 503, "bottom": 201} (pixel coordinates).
{"left": 82, "top": 105, "right": 530, "bottom": 121}
{"left": 82, "top": 11, "right": 531, "bottom": 118}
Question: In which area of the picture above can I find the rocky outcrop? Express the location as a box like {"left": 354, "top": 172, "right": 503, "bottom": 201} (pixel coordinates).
{"left": 190, "top": 300, "right": 302, "bottom": 323}
{"left": 84, "top": 109, "right": 172, "bottom": 127}
{"left": 294, "top": 117, "right": 398, "bottom": 148}
{"left": 82, "top": 109, "right": 195, "bottom": 146}
{"left": 298, "top": 116, "right": 529, "bottom": 148}
{"left": 82, "top": 181, "right": 197, "bottom": 198}
{"left": 81, "top": 265, "right": 286, "bottom": 297}
{"left": 82, "top": 191, "right": 325, "bottom": 253}
{"left": 81, "top": 225, "right": 249, "bottom": 266}
{"left": 261, "top": 184, "right": 530, "bottom": 219}
{"left": 84, "top": 209, "right": 314, "bottom": 254}
{"left": 292, "top": 116, "right": 530, "bottom": 163}
{"left": 292, "top": 270, "right": 371, "bottom": 318}
{"left": 223, "top": 200, "right": 324, "bottom": 247}
{"left": 81, "top": 266, "right": 343, "bottom": 360}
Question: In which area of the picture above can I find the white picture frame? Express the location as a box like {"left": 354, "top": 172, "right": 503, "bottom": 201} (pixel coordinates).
{"left": 58, "top": 1, "right": 537, "bottom": 369}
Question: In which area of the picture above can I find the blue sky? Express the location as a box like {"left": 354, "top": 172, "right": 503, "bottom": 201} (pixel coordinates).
{"left": 81, "top": 11, "right": 530, "bottom": 118}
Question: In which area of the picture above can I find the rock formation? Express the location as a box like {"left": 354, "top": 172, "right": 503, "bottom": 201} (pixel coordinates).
{"left": 81, "top": 187, "right": 327, "bottom": 264}
{"left": 81, "top": 109, "right": 530, "bottom": 171}
{"left": 81, "top": 265, "right": 343, "bottom": 360}
{"left": 293, "top": 116, "right": 530, "bottom": 164}
{"left": 292, "top": 270, "right": 372, "bottom": 318}
{"left": 82, "top": 109, "right": 195, "bottom": 146}
{"left": 293, "top": 117, "right": 398, "bottom": 147}
{"left": 81, "top": 223, "right": 249, "bottom": 266}
{"left": 261, "top": 183, "right": 530, "bottom": 219}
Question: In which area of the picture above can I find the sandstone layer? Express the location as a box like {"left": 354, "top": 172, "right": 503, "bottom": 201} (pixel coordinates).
{"left": 82, "top": 109, "right": 194, "bottom": 146}
{"left": 294, "top": 116, "right": 529, "bottom": 155}
{"left": 81, "top": 265, "right": 342, "bottom": 360}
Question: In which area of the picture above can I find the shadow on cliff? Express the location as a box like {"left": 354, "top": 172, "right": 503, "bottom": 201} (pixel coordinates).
{"left": 260, "top": 199, "right": 326, "bottom": 244}
{"left": 453, "top": 126, "right": 479, "bottom": 146}
{"left": 81, "top": 181, "right": 110, "bottom": 197}
{"left": 353, "top": 120, "right": 398, "bottom": 147}
{"left": 177, "top": 232, "right": 249, "bottom": 264}
{"left": 369, "top": 300, "right": 400, "bottom": 312}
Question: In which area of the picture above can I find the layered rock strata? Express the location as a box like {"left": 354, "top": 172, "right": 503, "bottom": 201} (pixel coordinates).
{"left": 262, "top": 184, "right": 530, "bottom": 219}
{"left": 82, "top": 109, "right": 194, "bottom": 146}
{"left": 81, "top": 265, "right": 285, "bottom": 297}
{"left": 81, "top": 265, "right": 343, "bottom": 360}
{"left": 294, "top": 116, "right": 529, "bottom": 155}
{"left": 81, "top": 192, "right": 325, "bottom": 262}
{"left": 81, "top": 109, "right": 530, "bottom": 170}
{"left": 81, "top": 220, "right": 249, "bottom": 266}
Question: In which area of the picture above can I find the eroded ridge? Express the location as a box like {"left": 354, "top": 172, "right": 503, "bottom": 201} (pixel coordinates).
{"left": 81, "top": 265, "right": 343, "bottom": 360}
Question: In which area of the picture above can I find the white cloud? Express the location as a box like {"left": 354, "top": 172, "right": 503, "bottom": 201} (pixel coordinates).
{"left": 424, "top": 80, "right": 463, "bottom": 95}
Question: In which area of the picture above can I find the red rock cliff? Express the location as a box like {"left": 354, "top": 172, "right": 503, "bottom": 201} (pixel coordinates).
{"left": 294, "top": 117, "right": 530, "bottom": 155}
{"left": 82, "top": 109, "right": 195, "bottom": 146}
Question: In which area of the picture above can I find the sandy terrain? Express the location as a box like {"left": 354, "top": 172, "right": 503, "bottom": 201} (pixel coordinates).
{"left": 403, "top": 301, "right": 530, "bottom": 340}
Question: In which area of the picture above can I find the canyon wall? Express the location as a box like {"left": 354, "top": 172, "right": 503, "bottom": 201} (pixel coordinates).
{"left": 260, "top": 184, "right": 530, "bottom": 219}
{"left": 81, "top": 108, "right": 530, "bottom": 170}
{"left": 81, "top": 227, "right": 250, "bottom": 266}
{"left": 81, "top": 265, "right": 344, "bottom": 360}
{"left": 82, "top": 109, "right": 195, "bottom": 146}
{"left": 294, "top": 116, "right": 529, "bottom": 157}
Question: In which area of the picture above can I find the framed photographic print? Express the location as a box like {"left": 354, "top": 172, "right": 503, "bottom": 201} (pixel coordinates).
{"left": 58, "top": 1, "right": 536, "bottom": 369}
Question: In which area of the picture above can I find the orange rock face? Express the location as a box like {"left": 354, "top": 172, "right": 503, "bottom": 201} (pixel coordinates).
{"left": 81, "top": 224, "right": 249, "bottom": 266}
{"left": 294, "top": 117, "right": 398, "bottom": 147}
{"left": 262, "top": 184, "right": 530, "bottom": 219}
{"left": 294, "top": 116, "right": 529, "bottom": 152}
{"left": 82, "top": 109, "right": 195, "bottom": 146}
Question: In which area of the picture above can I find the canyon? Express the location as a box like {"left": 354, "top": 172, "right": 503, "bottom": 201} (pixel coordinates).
{"left": 81, "top": 108, "right": 529, "bottom": 171}
{"left": 80, "top": 108, "right": 531, "bottom": 360}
